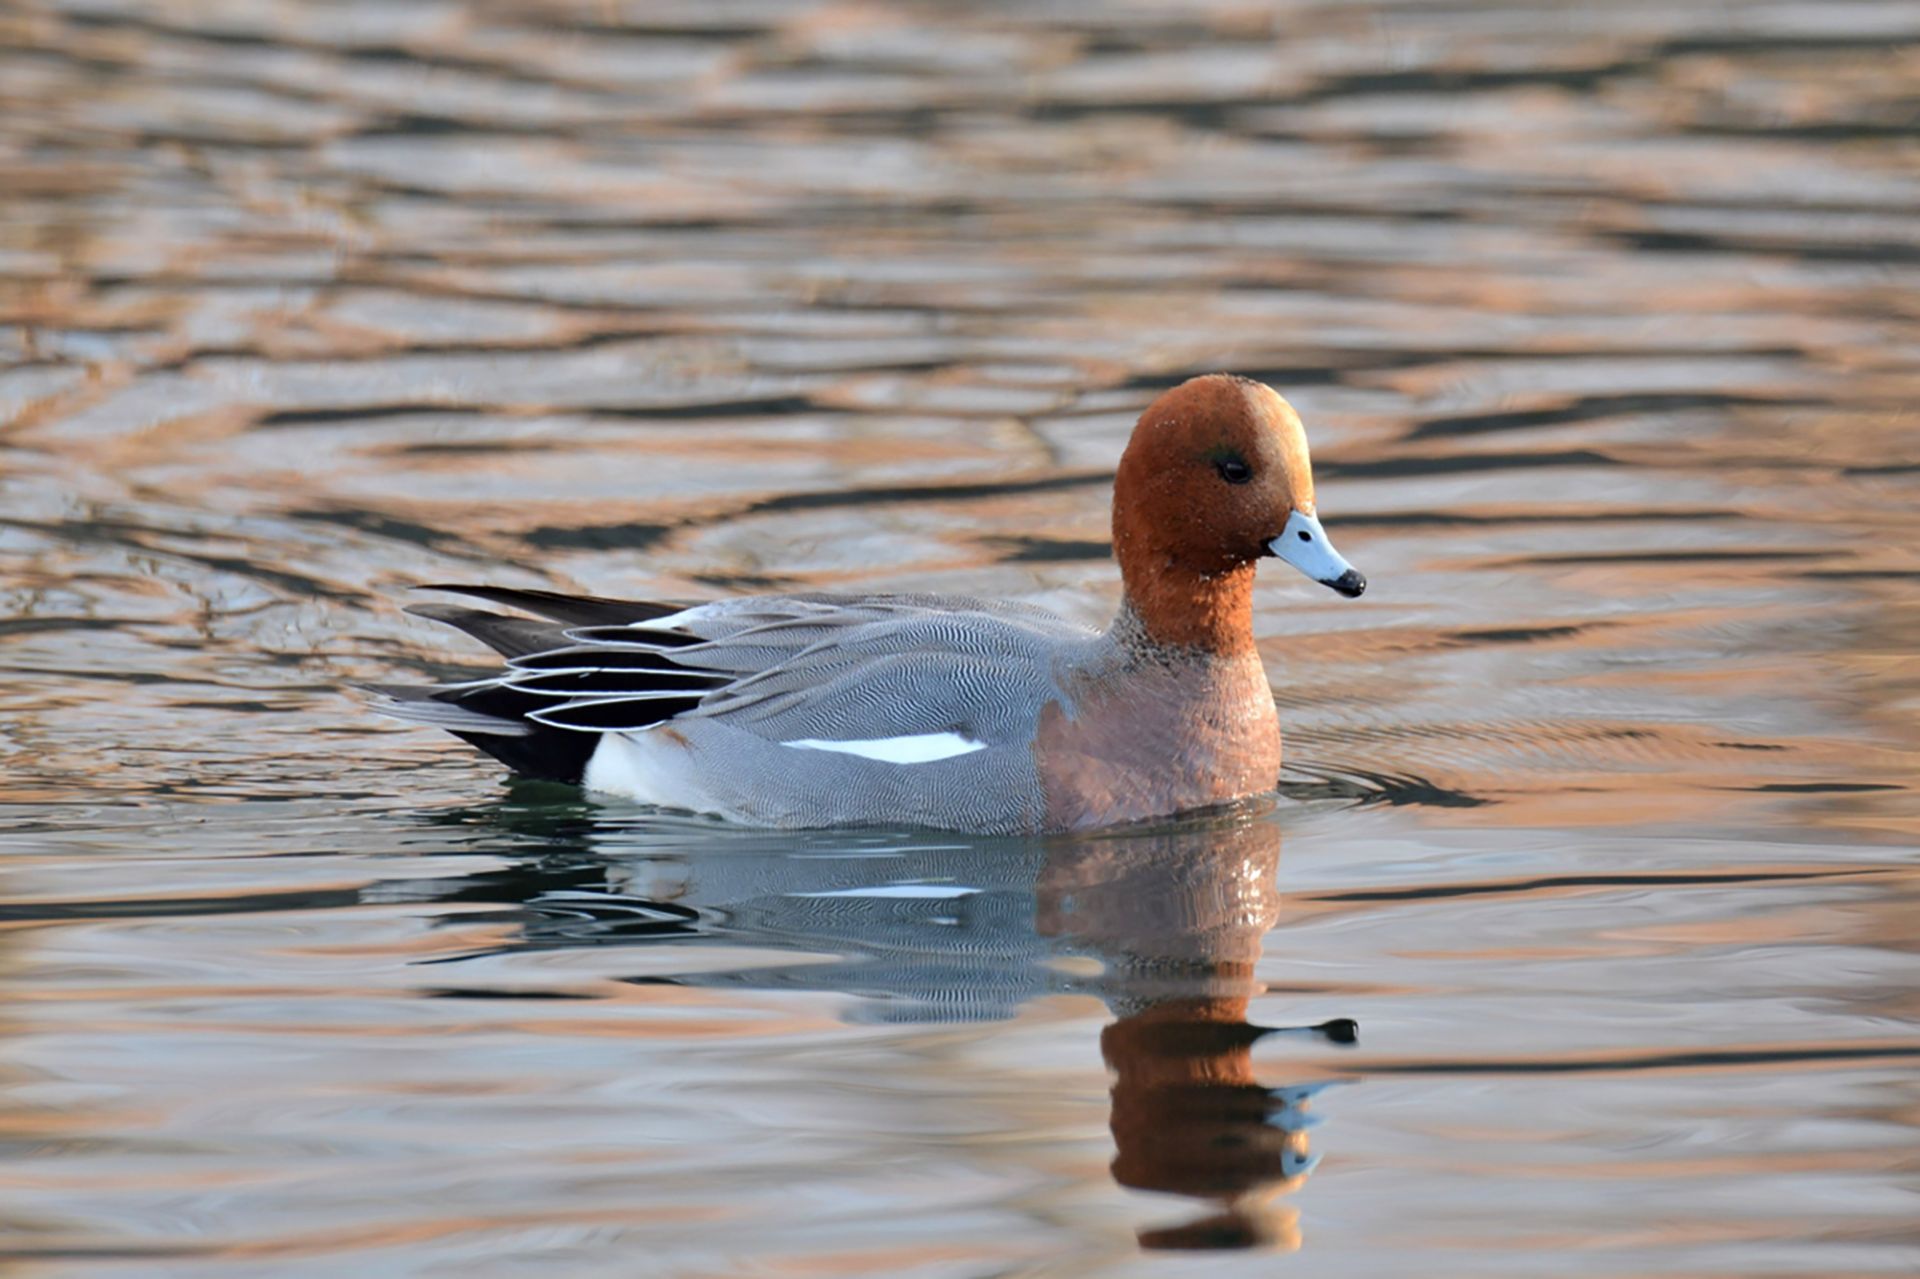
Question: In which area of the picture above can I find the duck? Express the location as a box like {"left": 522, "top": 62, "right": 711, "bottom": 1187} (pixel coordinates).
{"left": 371, "top": 373, "right": 1365, "bottom": 834}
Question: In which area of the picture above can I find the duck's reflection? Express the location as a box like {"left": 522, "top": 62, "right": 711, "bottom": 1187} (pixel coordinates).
{"left": 402, "top": 799, "right": 1352, "bottom": 1250}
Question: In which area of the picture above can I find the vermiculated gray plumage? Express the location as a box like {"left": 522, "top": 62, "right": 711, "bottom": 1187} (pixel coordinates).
{"left": 374, "top": 586, "right": 1103, "bottom": 818}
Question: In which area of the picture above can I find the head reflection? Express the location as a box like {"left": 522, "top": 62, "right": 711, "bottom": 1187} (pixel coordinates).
{"left": 405, "top": 800, "right": 1351, "bottom": 1251}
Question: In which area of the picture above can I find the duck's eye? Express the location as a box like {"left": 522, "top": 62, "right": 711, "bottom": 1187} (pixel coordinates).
{"left": 1214, "top": 456, "right": 1253, "bottom": 485}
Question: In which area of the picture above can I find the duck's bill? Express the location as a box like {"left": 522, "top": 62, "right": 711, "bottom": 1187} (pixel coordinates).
{"left": 1269, "top": 510, "right": 1366, "bottom": 597}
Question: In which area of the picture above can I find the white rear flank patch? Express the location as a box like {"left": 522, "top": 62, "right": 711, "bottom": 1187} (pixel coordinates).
{"left": 584, "top": 730, "right": 715, "bottom": 812}
{"left": 781, "top": 732, "right": 986, "bottom": 764}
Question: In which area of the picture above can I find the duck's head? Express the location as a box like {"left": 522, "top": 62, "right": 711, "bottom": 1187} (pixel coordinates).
{"left": 1113, "top": 373, "right": 1365, "bottom": 600}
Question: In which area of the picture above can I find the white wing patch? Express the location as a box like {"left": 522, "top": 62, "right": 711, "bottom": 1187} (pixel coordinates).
{"left": 794, "top": 885, "right": 983, "bottom": 900}
{"left": 780, "top": 732, "right": 987, "bottom": 764}
{"left": 625, "top": 604, "right": 715, "bottom": 631}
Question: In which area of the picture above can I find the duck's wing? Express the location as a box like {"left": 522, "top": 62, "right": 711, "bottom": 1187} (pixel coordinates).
{"left": 672, "top": 606, "right": 1087, "bottom": 748}
{"left": 362, "top": 588, "right": 702, "bottom": 781}
{"left": 371, "top": 587, "right": 1092, "bottom": 780}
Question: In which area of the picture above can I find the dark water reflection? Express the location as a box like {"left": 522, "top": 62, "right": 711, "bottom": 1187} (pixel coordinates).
{"left": 409, "top": 805, "right": 1346, "bottom": 1251}
{"left": 3, "top": 0, "right": 1920, "bottom": 1274}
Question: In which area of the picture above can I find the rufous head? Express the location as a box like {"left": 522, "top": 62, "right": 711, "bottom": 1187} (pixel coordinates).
{"left": 1110, "top": 374, "right": 1363, "bottom": 648}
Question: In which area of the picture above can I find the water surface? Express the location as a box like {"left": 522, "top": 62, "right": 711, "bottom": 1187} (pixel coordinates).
{"left": 3, "top": 1, "right": 1918, "bottom": 1275}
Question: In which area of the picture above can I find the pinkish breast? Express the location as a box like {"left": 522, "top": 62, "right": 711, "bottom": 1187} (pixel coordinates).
{"left": 1033, "top": 653, "right": 1281, "bottom": 831}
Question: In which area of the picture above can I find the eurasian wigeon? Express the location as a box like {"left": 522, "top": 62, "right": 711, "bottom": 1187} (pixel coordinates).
{"left": 373, "top": 373, "right": 1365, "bottom": 833}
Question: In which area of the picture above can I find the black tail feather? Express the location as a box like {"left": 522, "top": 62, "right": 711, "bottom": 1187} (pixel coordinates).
{"left": 405, "top": 603, "right": 570, "bottom": 659}
{"left": 414, "top": 585, "right": 684, "bottom": 628}
{"left": 449, "top": 727, "right": 597, "bottom": 784}
{"left": 380, "top": 586, "right": 709, "bottom": 786}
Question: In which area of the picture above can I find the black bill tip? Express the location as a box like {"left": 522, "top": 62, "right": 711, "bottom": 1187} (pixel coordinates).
{"left": 1325, "top": 569, "right": 1366, "bottom": 598}
{"left": 1315, "top": 1017, "right": 1360, "bottom": 1044}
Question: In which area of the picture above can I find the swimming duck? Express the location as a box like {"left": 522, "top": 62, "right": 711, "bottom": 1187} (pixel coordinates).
{"left": 372, "top": 373, "right": 1364, "bottom": 833}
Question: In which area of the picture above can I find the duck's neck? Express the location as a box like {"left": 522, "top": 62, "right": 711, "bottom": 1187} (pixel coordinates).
{"left": 1114, "top": 559, "right": 1260, "bottom": 658}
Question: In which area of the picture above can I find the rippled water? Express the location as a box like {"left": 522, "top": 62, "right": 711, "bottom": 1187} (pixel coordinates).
{"left": 4, "top": 1, "right": 1919, "bottom": 1274}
